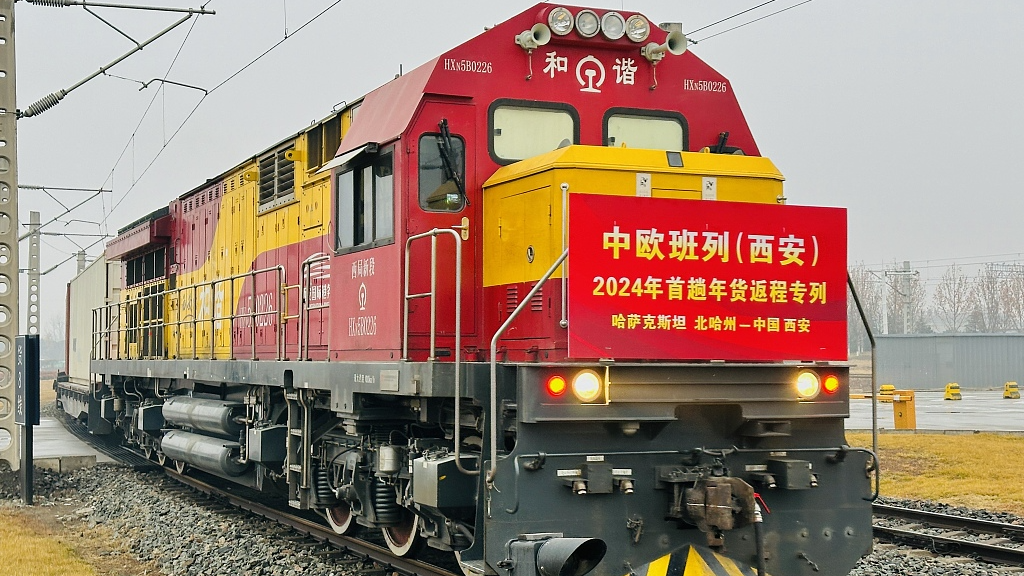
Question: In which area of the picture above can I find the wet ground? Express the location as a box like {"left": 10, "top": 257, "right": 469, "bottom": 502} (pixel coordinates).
{"left": 847, "top": 390, "right": 1024, "bottom": 432}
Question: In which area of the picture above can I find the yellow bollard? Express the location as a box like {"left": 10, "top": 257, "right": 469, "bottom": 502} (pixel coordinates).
{"left": 879, "top": 383, "right": 895, "bottom": 403}
{"left": 1005, "top": 382, "right": 1020, "bottom": 399}
{"left": 944, "top": 383, "right": 962, "bottom": 400}
{"left": 892, "top": 390, "right": 916, "bottom": 429}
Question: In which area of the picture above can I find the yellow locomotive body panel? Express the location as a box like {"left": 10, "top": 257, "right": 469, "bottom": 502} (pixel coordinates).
{"left": 482, "top": 146, "right": 785, "bottom": 288}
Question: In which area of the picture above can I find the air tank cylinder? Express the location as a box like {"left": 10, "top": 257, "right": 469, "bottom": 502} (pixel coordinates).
{"left": 160, "top": 429, "right": 248, "bottom": 477}
{"left": 162, "top": 396, "right": 244, "bottom": 438}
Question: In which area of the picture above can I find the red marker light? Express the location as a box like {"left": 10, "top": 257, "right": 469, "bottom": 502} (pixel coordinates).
{"left": 823, "top": 375, "right": 840, "bottom": 394}
{"left": 547, "top": 375, "right": 567, "bottom": 397}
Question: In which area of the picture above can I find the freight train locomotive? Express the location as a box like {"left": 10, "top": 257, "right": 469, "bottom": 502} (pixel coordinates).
{"left": 60, "top": 5, "right": 875, "bottom": 576}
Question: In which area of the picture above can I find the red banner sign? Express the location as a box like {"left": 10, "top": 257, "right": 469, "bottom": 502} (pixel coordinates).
{"left": 568, "top": 194, "right": 847, "bottom": 362}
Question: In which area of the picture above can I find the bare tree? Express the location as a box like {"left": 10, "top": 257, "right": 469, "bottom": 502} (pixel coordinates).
{"left": 1001, "top": 271, "right": 1024, "bottom": 331}
{"left": 933, "top": 264, "right": 973, "bottom": 332}
{"left": 969, "top": 265, "right": 1003, "bottom": 332}
{"left": 847, "top": 263, "right": 882, "bottom": 353}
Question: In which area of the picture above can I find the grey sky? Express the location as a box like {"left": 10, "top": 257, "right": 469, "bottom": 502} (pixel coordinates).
{"left": 13, "top": 0, "right": 1024, "bottom": 331}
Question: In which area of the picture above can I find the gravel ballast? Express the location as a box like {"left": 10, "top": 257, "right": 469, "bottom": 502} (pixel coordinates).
{"left": 2, "top": 461, "right": 1023, "bottom": 575}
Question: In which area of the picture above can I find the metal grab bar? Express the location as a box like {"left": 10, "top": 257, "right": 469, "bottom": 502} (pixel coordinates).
{"left": 402, "top": 226, "right": 472, "bottom": 475}
{"left": 91, "top": 264, "right": 287, "bottom": 361}
{"left": 487, "top": 249, "right": 568, "bottom": 486}
{"left": 299, "top": 254, "right": 331, "bottom": 361}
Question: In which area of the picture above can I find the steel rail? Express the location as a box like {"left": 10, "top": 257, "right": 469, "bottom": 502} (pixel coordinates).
{"left": 52, "top": 409, "right": 458, "bottom": 576}
{"left": 163, "top": 469, "right": 456, "bottom": 576}
{"left": 873, "top": 504, "right": 1024, "bottom": 566}
{"left": 874, "top": 503, "right": 1024, "bottom": 541}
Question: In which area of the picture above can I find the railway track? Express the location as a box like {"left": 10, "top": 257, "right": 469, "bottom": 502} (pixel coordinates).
{"left": 873, "top": 503, "right": 1024, "bottom": 566}
{"left": 163, "top": 468, "right": 457, "bottom": 576}
{"left": 54, "top": 410, "right": 458, "bottom": 576}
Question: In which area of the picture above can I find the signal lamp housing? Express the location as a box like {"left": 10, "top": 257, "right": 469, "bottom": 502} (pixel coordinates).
{"left": 600, "top": 12, "right": 626, "bottom": 40}
{"left": 548, "top": 7, "right": 574, "bottom": 36}
{"left": 795, "top": 371, "right": 821, "bottom": 400}
{"left": 625, "top": 15, "right": 650, "bottom": 42}
{"left": 546, "top": 375, "right": 568, "bottom": 397}
{"left": 575, "top": 10, "right": 600, "bottom": 38}
{"left": 823, "top": 374, "right": 841, "bottom": 395}
{"left": 571, "top": 369, "right": 604, "bottom": 403}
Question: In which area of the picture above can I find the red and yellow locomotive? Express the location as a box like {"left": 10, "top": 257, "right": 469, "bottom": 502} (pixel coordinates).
{"left": 64, "top": 5, "right": 874, "bottom": 576}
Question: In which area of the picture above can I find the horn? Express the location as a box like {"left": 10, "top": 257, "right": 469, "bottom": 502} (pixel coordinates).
{"left": 642, "top": 30, "right": 687, "bottom": 62}
{"left": 515, "top": 23, "right": 552, "bottom": 50}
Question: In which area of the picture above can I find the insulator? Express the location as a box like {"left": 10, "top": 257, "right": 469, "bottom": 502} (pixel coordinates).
{"left": 25, "top": 0, "right": 72, "bottom": 7}
{"left": 21, "top": 91, "right": 65, "bottom": 118}
{"left": 373, "top": 477, "right": 400, "bottom": 525}
{"left": 315, "top": 466, "right": 336, "bottom": 505}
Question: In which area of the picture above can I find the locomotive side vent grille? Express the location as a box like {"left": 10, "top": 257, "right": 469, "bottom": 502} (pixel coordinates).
{"left": 258, "top": 153, "right": 276, "bottom": 205}
{"left": 530, "top": 286, "right": 544, "bottom": 311}
{"left": 506, "top": 286, "right": 519, "bottom": 313}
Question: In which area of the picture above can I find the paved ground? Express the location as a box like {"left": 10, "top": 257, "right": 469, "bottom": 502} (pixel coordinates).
{"left": 33, "top": 416, "right": 113, "bottom": 462}
{"left": 847, "top": 390, "right": 1024, "bottom": 432}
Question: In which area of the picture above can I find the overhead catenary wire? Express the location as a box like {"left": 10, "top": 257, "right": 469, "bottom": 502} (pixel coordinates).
{"left": 690, "top": 0, "right": 816, "bottom": 44}
{"left": 686, "top": 0, "right": 777, "bottom": 36}
{"left": 102, "top": 0, "right": 347, "bottom": 225}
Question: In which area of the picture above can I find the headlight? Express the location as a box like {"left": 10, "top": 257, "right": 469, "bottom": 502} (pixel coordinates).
{"left": 571, "top": 370, "right": 603, "bottom": 403}
{"left": 795, "top": 371, "right": 821, "bottom": 399}
{"left": 576, "top": 10, "right": 600, "bottom": 38}
{"left": 548, "top": 7, "right": 574, "bottom": 36}
{"left": 823, "top": 374, "right": 840, "bottom": 394}
{"left": 625, "top": 15, "right": 650, "bottom": 42}
{"left": 601, "top": 12, "right": 626, "bottom": 40}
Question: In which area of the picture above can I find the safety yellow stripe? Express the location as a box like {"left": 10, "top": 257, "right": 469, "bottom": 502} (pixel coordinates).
{"left": 625, "top": 546, "right": 763, "bottom": 576}
{"left": 643, "top": 553, "right": 672, "bottom": 576}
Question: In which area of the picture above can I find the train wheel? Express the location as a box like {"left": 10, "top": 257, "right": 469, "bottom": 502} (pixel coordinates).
{"left": 382, "top": 511, "right": 423, "bottom": 557}
{"left": 157, "top": 453, "right": 167, "bottom": 466}
{"left": 143, "top": 446, "right": 154, "bottom": 460}
{"left": 175, "top": 460, "right": 188, "bottom": 474}
{"left": 326, "top": 502, "right": 358, "bottom": 535}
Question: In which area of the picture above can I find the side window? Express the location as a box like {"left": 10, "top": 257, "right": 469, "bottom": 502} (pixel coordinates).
{"left": 419, "top": 133, "right": 465, "bottom": 212}
{"left": 604, "top": 109, "right": 688, "bottom": 151}
{"left": 336, "top": 149, "right": 394, "bottom": 252}
{"left": 489, "top": 100, "right": 579, "bottom": 164}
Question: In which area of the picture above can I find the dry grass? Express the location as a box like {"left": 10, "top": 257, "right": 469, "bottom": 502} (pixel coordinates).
{"left": 0, "top": 510, "right": 96, "bottom": 576}
{"left": 847, "top": 432, "right": 1024, "bottom": 515}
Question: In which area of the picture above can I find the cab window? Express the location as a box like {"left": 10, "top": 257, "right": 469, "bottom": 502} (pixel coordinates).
{"left": 604, "top": 108, "right": 688, "bottom": 151}
{"left": 336, "top": 149, "right": 394, "bottom": 251}
{"left": 419, "top": 133, "right": 465, "bottom": 212}
{"left": 489, "top": 100, "right": 579, "bottom": 164}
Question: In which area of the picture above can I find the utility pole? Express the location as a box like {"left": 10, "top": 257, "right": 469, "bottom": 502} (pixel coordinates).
{"left": 76, "top": 251, "right": 86, "bottom": 273}
{"left": 885, "top": 261, "right": 918, "bottom": 334}
{"left": 0, "top": 0, "right": 19, "bottom": 471}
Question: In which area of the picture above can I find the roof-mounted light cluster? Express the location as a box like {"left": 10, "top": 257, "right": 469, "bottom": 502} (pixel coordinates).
{"left": 546, "top": 6, "right": 652, "bottom": 43}
{"left": 517, "top": 7, "right": 687, "bottom": 65}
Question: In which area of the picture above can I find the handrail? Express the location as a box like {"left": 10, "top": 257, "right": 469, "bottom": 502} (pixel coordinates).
{"left": 299, "top": 254, "right": 331, "bottom": 361}
{"left": 847, "top": 272, "right": 880, "bottom": 501}
{"left": 402, "top": 226, "right": 472, "bottom": 475}
{"left": 91, "top": 264, "right": 287, "bottom": 362}
{"left": 487, "top": 249, "right": 568, "bottom": 486}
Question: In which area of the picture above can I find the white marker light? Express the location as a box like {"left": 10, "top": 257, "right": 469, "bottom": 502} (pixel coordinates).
{"left": 625, "top": 15, "right": 650, "bottom": 43}
{"left": 576, "top": 10, "right": 600, "bottom": 38}
{"left": 548, "top": 7, "right": 574, "bottom": 36}
{"left": 601, "top": 12, "right": 626, "bottom": 40}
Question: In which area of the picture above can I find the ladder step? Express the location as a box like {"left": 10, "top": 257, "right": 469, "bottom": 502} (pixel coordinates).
{"left": 289, "top": 428, "right": 303, "bottom": 436}
{"left": 289, "top": 464, "right": 303, "bottom": 472}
